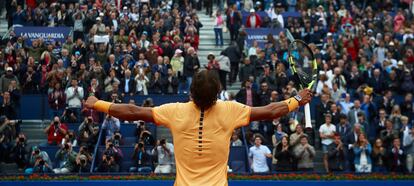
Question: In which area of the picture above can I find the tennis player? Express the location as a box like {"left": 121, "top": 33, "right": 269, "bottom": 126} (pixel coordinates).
{"left": 85, "top": 70, "right": 312, "bottom": 186}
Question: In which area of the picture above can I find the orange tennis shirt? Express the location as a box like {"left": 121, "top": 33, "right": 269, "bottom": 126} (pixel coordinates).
{"left": 152, "top": 100, "right": 251, "bottom": 186}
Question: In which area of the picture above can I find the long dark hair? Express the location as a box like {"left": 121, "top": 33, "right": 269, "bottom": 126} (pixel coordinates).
{"left": 190, "top": 70, "right": 221, "bottom": 110}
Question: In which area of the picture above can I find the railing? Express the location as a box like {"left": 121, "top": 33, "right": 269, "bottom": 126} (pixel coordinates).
{"left": 90, "top": 123, "right": 105, "bottom": 173}
{"left": 240, "top": 126, "right": 251, "bottom": 173}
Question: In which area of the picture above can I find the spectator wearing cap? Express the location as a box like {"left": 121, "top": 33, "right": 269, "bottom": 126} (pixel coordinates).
{"left": 249, "top": 135, "right": 272, "bottom": 173}
{"left": 246, "top": 9, "right": 262, "bottom": 28}
{"left": 293, "top": 135, "right": 315, "bottom": 171}
{"left": 319, "top": 113, "right": 336, "bottom": 173}
{"left": 91, "top": 16, "right": 106, "bottom": 35}
{"left": 0, "top": 67, "right": 20, "bottom": 94}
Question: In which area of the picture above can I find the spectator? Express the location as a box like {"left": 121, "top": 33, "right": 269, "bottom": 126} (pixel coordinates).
{"left": 315, "top": 93, "right": 331, "bottom": 128}
{"left": 339, "top": 93, "right": 354, "bottom": 115}
{"left": 239, "top": 58, "right": 256, "bottom": 83}
{"left": 102, "top": 115, "right": 120, "bottom": 141}
{"left": 0, "top": 116, "right": 16, "bottom": 163}
{"left": 235, "top": 80, "right": 259, "bottom": 107}
{"left": 130, "top": 142, "right": 152, "bottom": 173}
{"left": 10, "top": 133, "right": 29, "bottom": 170}
{"left": 328, "top": 134, "right": 346, "bottom": 172}
{"left": 161, "top": 68, "right": 179, "bottom": 94}
{"left": 65, "top": 79, "right": 84, "bottom": 122}
{"left": 53, "top": 143, "right": 77, "bottom": 174}
{"left": 336, "top": 114, "right": 351, "bottom": 143}
{"left": 289, "top": 124, "right": 306, "bottom": 153}
{"left": 319, "top": 113, "right": 336, "bottom": 173}
{"left": 0, "top": 67, "right": 20, "bottom": 94}
{"left": 380, "top": 120, "right": 399, "bottom": 148}
{"left": 44, "top": 116, "right": 68, "bottom": 145}
{"left": 246, "top": 9, "right": 262, "bottom": 28}
{"left": 389, "top": 105, "right": 403, "bottom": 131}
{"left": 119, "top": 69, "right": 136, "bottom": 97}
{"left": 0, "top": 91, "right": 17, "bottom": 120}
{"left": 183, "top": 47, "right": 200, "bottom": 93}
{"left": 373, "top": 109, "right": 388, "bottom": 138}
{"left": 226, "top": 4, "right": 242, "bottom": 42}
{"left": 274, "top": 136, "right": 293, "bottom": 171}
{"left": 214, "top": 10, "right": 224, "bottom": 47}
{"left": 48, "top": 83, "right": 66, "bottom": 119}
{"left": 21, "top": 66, "right": 39, "bottom": 94}
{"left": 152, "top": 139, "right": 174, "bottom": 174}
{"left": 387, "top": 138, "right": 405, "bottom": 172}
{"left": 372, "top": 138, "right": 387, "bottom": 173}
{"left": 216, "top": 52, "right": 231, "bottom": 90}
{"left": 231, "top": 132, "right": 243, "bottom": 146}
{"left": 78, "top": 116, "right": 99, "bottom": 149}
{"left": 134, "top": 73, "right": 149, "bottom": 95}
{"left": 293, "top": 136, "right": 315, "bottom": 171}
{"left": 272, "top": 123, "right": 288, "bottom": 146}
{"left": 104, "top": 69, "right": 120, "bottom": 93}
{"left": 223, "top": 42, "right": 242, "bottom": 84}
{"left": 348, "top": 99, "right": 363, "bottom": 126}
{"left": 249, "top": 136, "right": 272, "bottom": 173}
{"left": 25, "top": 146, "right": 52, "bottom": 174}
{"left": 400, "top": 93, "right": 413, "bottom": 121}
{"left": 149, "top": 71, "right": 163, "bottom": 94}
{"left": 353, "top": 133, "right": 372, "bottom": 173}
{"left": 403, "top": 127, "right": 414, "bottom": 173}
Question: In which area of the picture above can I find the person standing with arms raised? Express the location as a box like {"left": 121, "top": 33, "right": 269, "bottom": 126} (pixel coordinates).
{"left": 85, "top": 70, "right": 312, "bottom": 186}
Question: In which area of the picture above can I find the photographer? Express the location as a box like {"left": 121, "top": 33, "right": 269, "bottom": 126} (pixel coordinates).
{"left": 152, "top": 139, "right": 174, "bottom": 174}
{"left": 103, "top": 139, "right": 123, "bottom": 164}
{"left": 136, "top": 121, "right": 155, "bottom": 145}
{"left": 10, "top": 133, "right": 29, "bottom": 170}
{"left": 44, "top": 116, "right": 68, "bottom": 145}
{"left": 25, "top": 146, "right": 52, "bottom": 174}
{"left": 111, "top": 131, "right": 124, "bottom": 147}
{"left": 53, "top": 142, "right": 77, "bottom": 174}
{"left": 97, "top": 154, "right": 119, "bottom": 172}
{"left": 74, "top": 146, "right": 92, "bottom": 173}
{"left": 78, "top": 116, "right": 99, "bottom": 149}
{"left": 102, "top": 114, "right": 120, "bottom": 141}
{"left": 62, "top": 130, "right": 77, "bottom": 147}
{"left": 130, "top": 142, "right": 152, "bottom": 173}
{"left": 0, "top": 116, "right": 17, "bottom": 163}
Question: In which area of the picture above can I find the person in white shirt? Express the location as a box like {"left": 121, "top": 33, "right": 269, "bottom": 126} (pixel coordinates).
{"left": 152, "top": 139, "right": 175, "bottom": 174}
{"left": 319, "top": 113, "right": 336, "bottom": 172}
{"left": 65, "top": 79, "right": 84, "bottom": 122}
{"left": 249, "top": 136, "right": 272, "bottom": 173}
{"left": 339, "top": 93, "right": 354, "bottom": 115}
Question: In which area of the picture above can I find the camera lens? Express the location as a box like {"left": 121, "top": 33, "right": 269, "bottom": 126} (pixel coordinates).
{"left": 64, "top": 144, "right": 69, "bottom": 149}
{"left": 114, "top": 135, "right": 120, "bottom": 140}
{"left": 54, "top": 121, "right": 59, "bottom": 125}
{"left": 80, "top": 159, "right": 86, "bottom": 164}
{"left": 19, "top": 137, "right": 24, "bottom": 142}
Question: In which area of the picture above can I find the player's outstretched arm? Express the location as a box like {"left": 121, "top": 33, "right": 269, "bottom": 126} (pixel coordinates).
{"left": 250, "top": 89, "right": 312, "bottom": 122}
{"left": 85, "top": 96, "right": 155, "bottom": 123}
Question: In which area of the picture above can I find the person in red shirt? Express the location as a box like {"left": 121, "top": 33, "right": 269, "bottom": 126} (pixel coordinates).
{"left": 246, "top": 9, "right": 262, "bottom": 28}
{"left": 44, "top": 116, "right": 68, "bottom": 145}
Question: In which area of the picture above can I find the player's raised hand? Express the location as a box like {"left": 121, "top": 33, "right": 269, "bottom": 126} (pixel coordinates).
{"left": 85, "top": 96, "right": 99, "bottom": 110}
{"left": 297, "top": 89, "right": 313, "bottom": 106}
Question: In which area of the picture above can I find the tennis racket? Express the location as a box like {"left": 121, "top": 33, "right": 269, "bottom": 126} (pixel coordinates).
{"left": 285, "top": 29, "right": 318, "bottom": 129}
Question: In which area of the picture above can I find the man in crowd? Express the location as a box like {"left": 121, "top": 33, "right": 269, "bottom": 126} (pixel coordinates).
{"left": 152, "top": 139, "right": 174, "bottom": 174}
{"left": 249, "top": 136, "right": 272, "bottom": 173}
{"left": 44, "top": 116, "right": 68, "bottom": 145}
{"left": 319, "top": 113, "right": 336, "bottom": 173}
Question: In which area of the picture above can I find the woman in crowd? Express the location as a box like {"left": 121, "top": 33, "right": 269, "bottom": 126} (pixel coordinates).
{"left": 353, "top": 133, "right": 372, "bottom": 173}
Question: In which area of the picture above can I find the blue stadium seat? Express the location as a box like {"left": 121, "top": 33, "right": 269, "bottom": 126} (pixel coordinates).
{"left": 230, "top": 160, "right": 246, "bottom": 173}
{"left": 120, "top": 124, "right": 137, "bottom": 137}
{"left": 228, "top": 146, "right": 248, "bottom": 173}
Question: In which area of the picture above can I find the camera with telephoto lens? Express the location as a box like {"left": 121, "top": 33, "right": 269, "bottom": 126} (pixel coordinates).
{"left": 80, "top": 159, "right": 86, "bottom": 165}
{"left": 87, "top": 118, "right": 93, "bottom": 123}
{"left": 54, "top": 121, "right": 59, "bottom": 127}
{"left": 114, "top": 134, "right": 121, "bottom": 140}
{"left": 64, "top": 143, "right": 69, "bottom": 150}
{"left": 160, "top": 139, "right": 166, "bottom": 146}
{"left": 39, "top": 159, "right": 45, "bottom": 166}
{"left": 19, "top": 137, "right": 25, "bottom": 143}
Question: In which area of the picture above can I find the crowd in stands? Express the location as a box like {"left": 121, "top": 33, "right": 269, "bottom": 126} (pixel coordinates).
{"left": 0, "top": 0, "right": 413, "bottom": 175}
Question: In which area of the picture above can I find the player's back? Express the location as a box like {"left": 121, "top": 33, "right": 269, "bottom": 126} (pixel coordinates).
{"left": 152, "top": 100, "right": 251, "bottom": 186}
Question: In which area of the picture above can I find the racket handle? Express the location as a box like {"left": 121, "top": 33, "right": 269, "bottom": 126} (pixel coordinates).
{"left": 304, "top": 103, "right": 312, "bottom": 128}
